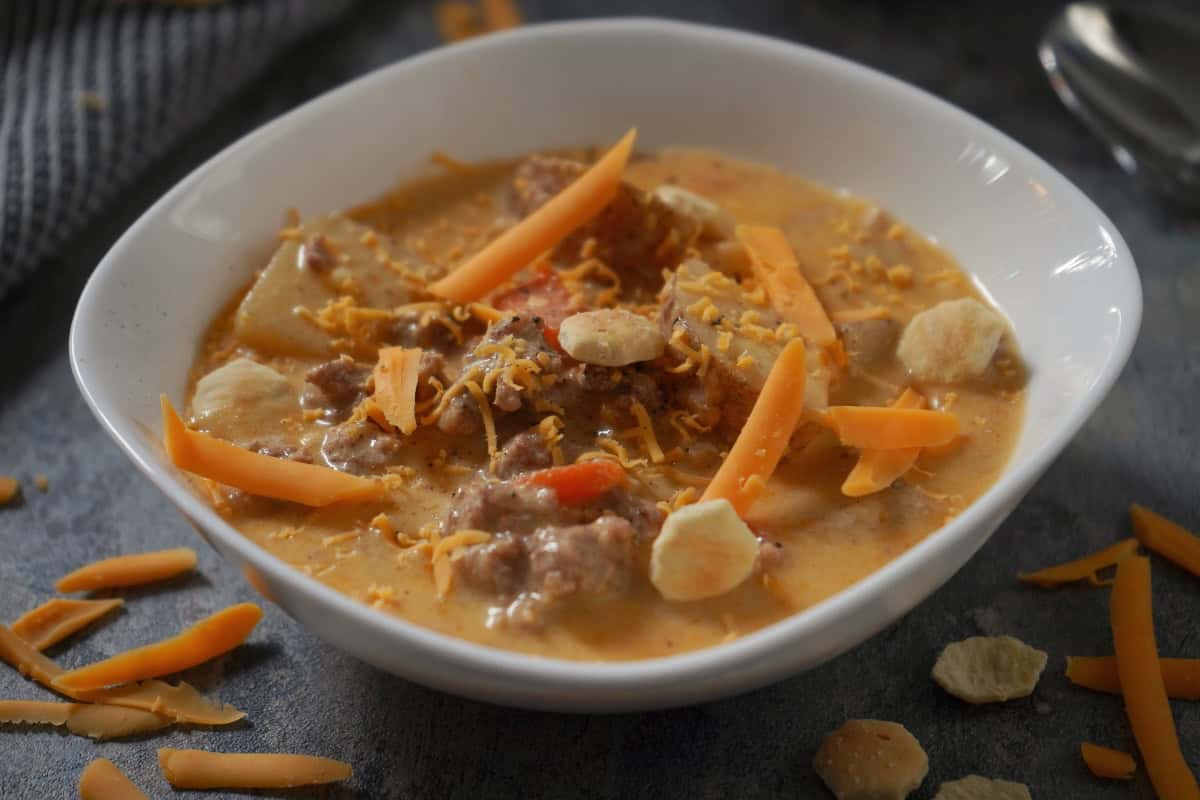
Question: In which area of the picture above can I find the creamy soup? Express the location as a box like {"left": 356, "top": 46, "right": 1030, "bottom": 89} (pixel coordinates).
{"left": 182, "top": 147, "right": 1025, "bottom": 660}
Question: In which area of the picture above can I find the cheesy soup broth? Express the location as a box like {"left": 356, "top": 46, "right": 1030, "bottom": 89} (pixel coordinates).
{"left": 185, "top": 147, "right": 1025, "bottom": 660}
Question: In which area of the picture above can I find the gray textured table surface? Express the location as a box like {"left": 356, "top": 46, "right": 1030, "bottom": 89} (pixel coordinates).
{"left": 2, "top": 2, "right": 1198, "bottom": 798}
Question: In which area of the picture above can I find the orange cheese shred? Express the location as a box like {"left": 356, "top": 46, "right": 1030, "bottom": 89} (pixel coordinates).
{"left": 53, "top": 602, "right": 262, "bottom": 691}
{"left": 701, "top": 338, "right": 807, "bottom": 516}
{"left": 1110, "top": 555, "right": 1200, "bottom": 799}
{"left": 162, "top": 395, "right": 381, "bottom": 506}
{"left": 429, "top": 128, "right": 636, "bottom": 304}
{"left": 0, "top": 475, "right": 19, "bottom": 505}
{"left": 0, "top": 699, "right": 168, "bottom": 740}
{"left": 80, "top": 758, "right": 150, "bottom": 800}
{"left": 1081, "top": 742, "right": 1137, "bottom": 781}
{"left": 481, "top": 0, "right": 522, "bottom": 29}
{"left": 10, "top": 597, "right": 123, "bottom": 650}
{"left": 737, "top": 224, "right": 836, "bottom": 346}
{"left": 56, "top": 547, "right": 197, "bottom": 593}
{"left": 841, "top": 388, "right": 926, "bottom": 497}
{"left": 158, "top": 749, "right": 352, "bottom": 790}
{"left": 1131, "top": 503, "right": 1200, "bottom": 578}
{"left": 1066, "top": 656, "right": 1200, "bottom": 700}
{"left": 1018, "top": 539, "right": 1138, "bottom": 588}
{"left": 827, "top": 405, "right": 959, "bottom": 450}
{"left": 373, "top": 346, "right": 423, "bottom": 435}
{"left": 0, "top": 624, "right": 242, "bottom": 724}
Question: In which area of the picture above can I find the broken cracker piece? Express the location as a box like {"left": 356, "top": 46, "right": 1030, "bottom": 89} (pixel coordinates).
{"left": 933, "top": 775, "right": 1031, "bottom": 799}
{"left": 932, "top": 635, "right": 1047, "bottom": 704}
{"left": 813, "top": 719, "right": 928, "bottom": 800}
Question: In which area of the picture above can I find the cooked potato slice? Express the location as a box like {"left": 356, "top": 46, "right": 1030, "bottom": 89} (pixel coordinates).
{"left": 649, "top": 499, "right": 758, "bottom": 601}
{"left": 192, "top": 358, "right": 294, "bottom": 439}
{"left": 235, "top": 215, "right": 429, "bottom": 357}
{"left": 813, "top": 719, "right": 928, "bottom": 800}
{"left": 897, "top": 297, "right": 1006, "bottom": 383}
{"left": 931, "top": 635, "right": 1047, "bottom": 704}
{"left": 558, "top": 309, "right": 665, "bottom": 366}
{"left": 933, "top": 776, "right": 1031, "bottom": 799}
{"left": 661, "top": 259, "right": 831, "bottom": 429}
{"left": 652, "top": 185, "right": 735, "bottom": 239}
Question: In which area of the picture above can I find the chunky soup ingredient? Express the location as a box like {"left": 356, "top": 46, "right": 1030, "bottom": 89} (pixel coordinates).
{"left": 1080, "top": 742, "right": 1136, "bottom": 780}
{"left": 158, "top": 748, "right": 352, "bottom": 789}
{"left": 1110, "top": 555, "right": 1200, "bottom": 799}
{"left": 827, "top": 405, "right": 959, "bottom": 450}
{"left": 10, "top": 598, "right": 123, "bottom": 650}
{"left": 429, "top": 128, "right": 636, "bottom": 303}
{"left": 162, "top": 396, "right": 381, "bottom": 506}
{"left": 180, "top": 145, "right": 1025, "bottom": 659}
{"left": 700, "top": 338, "right": 806, "bottom": 515}
{"left": 813, "top": 719, "right": 928, "bottom": 800}
{"left": 737, "top": 224, "right": 836, "bottom": 346}
{"left": 79, "top": 758, "right": 149, "bottom": 800}
{"left": 56, "top": 548, "right": 197, "bottom": 592}
{"left": 53, "top": 602, "right": 262, "bottom": 691}
{"left": 1130, "top": 503, "right": 1200, "bottom": 578}
{"left": 520, "top": 461, "right": 627, "bottom": 505}
{"left": 932, "top": 776, "right": 1031, "bottom": 799}
{"left": 897, "top": 297, "right": 1005, "bottom": 383}
{"left": 841, "top": 388, "right": 926, "bottom": 497}
{"left": 558, "top": 309, "right": 665, "bottom": 366}
{"left": 0, "top": 699, "right": 168, "bottom": 739}
{"left": 191, "top": 357, "right": 295, "bottom": 441}
{"left": 1018, "top": 539, "right": 1138, "bottom": 588}
{"left": 931, "top": 635, "right": 1047, "bottom": 704}
{"left": 649, "top": 499, "right": 759, "bottom": 602}
{"left": 653, "top": 185, "right": 734, "bottom": 238}
{"left": 1066, "top": 655, "right": 1200, "bottom": 700}
{"left": 0, "top": 624, "right": 242, "bottom": 724}
{"left": 373, "top": 346, "right": 423, "bottom": 434}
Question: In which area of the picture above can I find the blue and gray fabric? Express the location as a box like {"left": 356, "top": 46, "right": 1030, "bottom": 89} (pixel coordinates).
{"left": 0, "top": 0, "right": 353, "bottom": 299}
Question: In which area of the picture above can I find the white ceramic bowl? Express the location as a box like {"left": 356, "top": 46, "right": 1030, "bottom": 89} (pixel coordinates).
{"left": 70, "top": 19, "right": 1140, "bottom": 711}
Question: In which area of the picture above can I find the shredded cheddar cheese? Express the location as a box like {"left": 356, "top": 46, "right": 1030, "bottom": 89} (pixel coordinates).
{"left": 1019, "top": 539, "right": 1138, "bottom": 588}
{"left": 80, "top": 758, "right": 150, "bottom": 800}
{"left": 158, "top": 748, "right": 352, "bottom": 790}
{"left": 56, "top": 547, "right": 198, "bottom": 593}
{"left": 0, "top": 625, "right": 243, "bottom": 724}
{"left": 10, "top": 598, "right": 124, "bottom": 651}
{"left": 1110, "top": 556, "right": 1200, "bottom": 798}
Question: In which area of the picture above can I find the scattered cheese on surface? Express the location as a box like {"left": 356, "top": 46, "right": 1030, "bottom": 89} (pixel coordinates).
{"left": 56, "top": 548, "right": 197, "bottom": 593}
{"left": 1130, "top": 503, "right": 1200, "bottom": 578}
{"left": 0, "top": 475, "right": 19, "bottom": 505}
{"left": 10, "top": 597, "right": 123, "bottom": 650}
{"left": 1018, "top": 539, "right": 1137, "bottom": 588}
{"left": 79, "top": 758, "right": 149, "bottom": 800}
{"left": 158, "top": 749, "right": 352, "bottom": 789}
{"left": 33, "top": 474, "right": 48, "bottom": 492}
{"left": 1066, "top": 655, "right": 1200, "bottom": 700}
{"left": 0, "top": 625, "right": 243, "bottom": 724}
{"left": 1110, "top": 556, "right": 1200, "bottom": 799}
{"left": 53, "top": 603, "right": 263, "bottom": 691}
{"left": 0, "top": 699, "right": 169, "bottom": 740}
{"left": 1081, "top": 742, "right": 1136, "bottom": 781}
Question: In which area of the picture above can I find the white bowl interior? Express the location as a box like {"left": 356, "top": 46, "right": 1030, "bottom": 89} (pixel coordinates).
{"left": 70, "top": 19, "right": 1139, "bottom": 711}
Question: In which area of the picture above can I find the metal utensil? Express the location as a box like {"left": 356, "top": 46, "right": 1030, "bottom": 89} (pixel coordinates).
{"left": 1040, "top": 2, "right": 1200, "bottom": 209}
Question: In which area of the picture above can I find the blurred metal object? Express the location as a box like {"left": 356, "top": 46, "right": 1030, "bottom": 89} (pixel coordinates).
{"left": 1040, "top": 3, "right": 1200, "bottom": 209}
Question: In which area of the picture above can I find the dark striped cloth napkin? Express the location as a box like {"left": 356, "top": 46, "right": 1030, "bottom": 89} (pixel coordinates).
{"left": 0, "top": 0, "right": 354, "bottom": 300}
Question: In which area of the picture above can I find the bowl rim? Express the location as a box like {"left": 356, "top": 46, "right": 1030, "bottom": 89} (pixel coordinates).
{"left": 69, "top": 17, "right": 1141, "bottom": 695}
